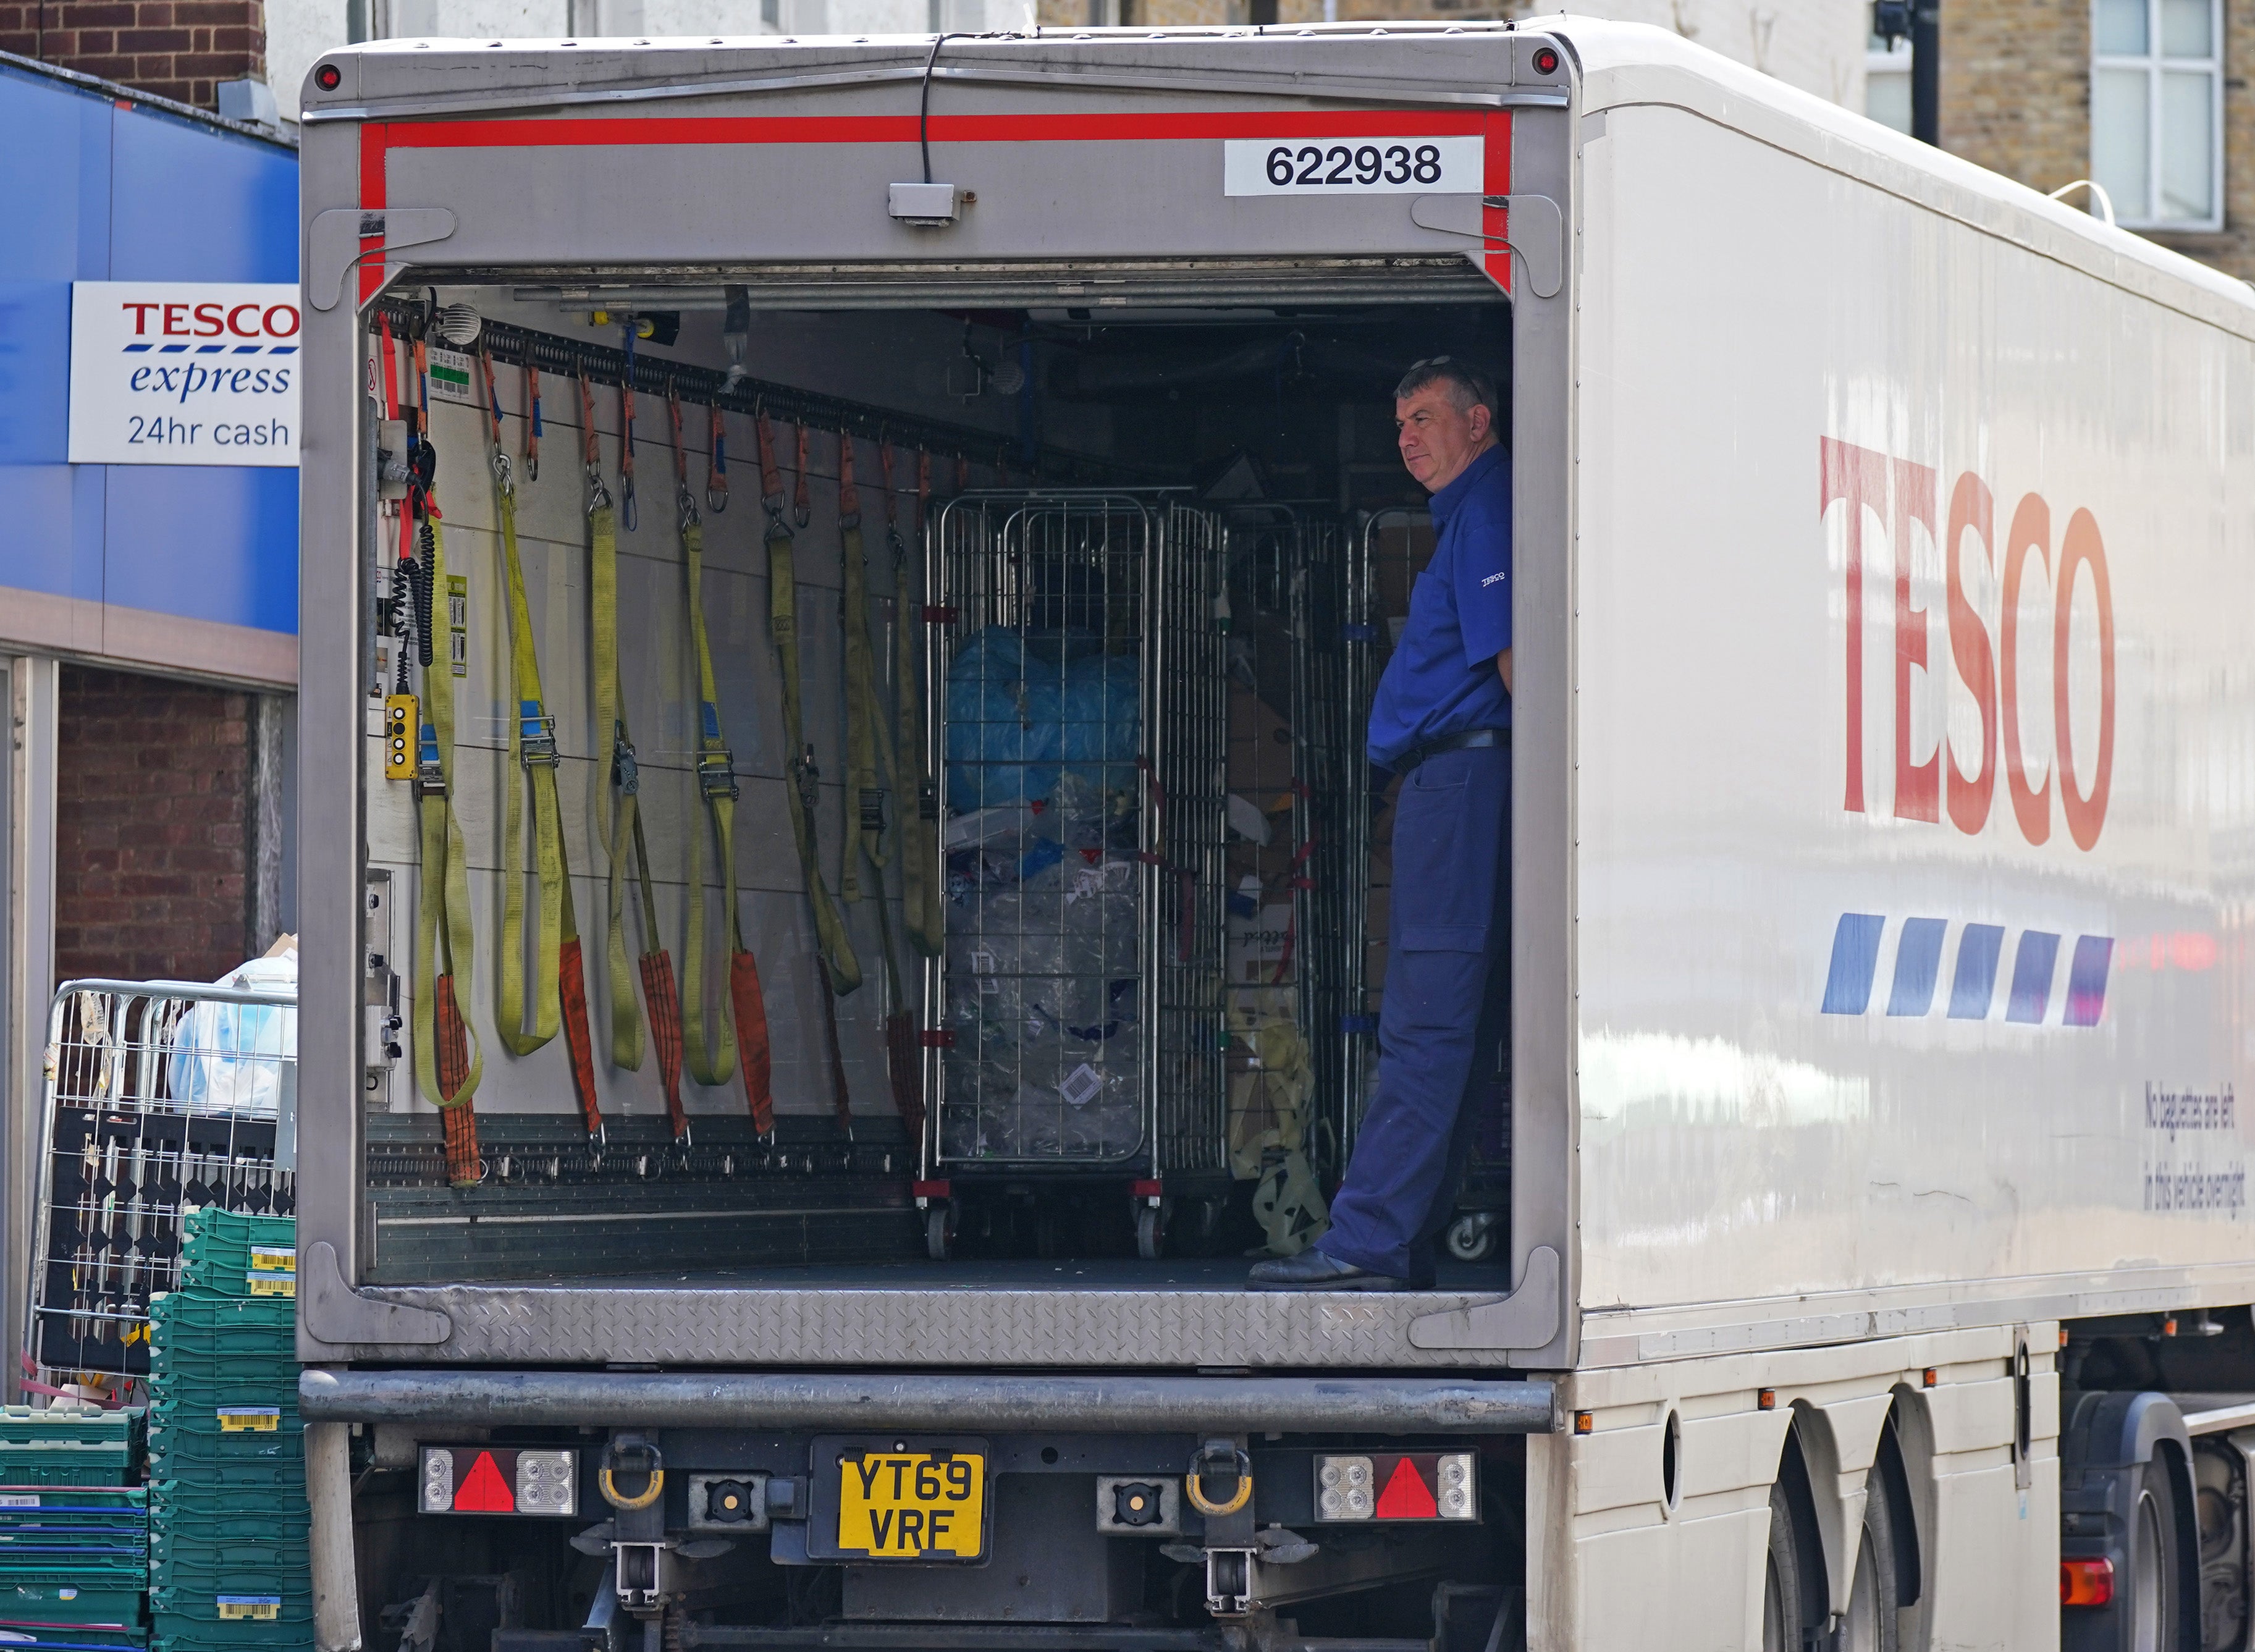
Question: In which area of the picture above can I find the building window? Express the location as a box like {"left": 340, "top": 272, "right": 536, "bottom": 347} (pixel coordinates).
{"left": 1866, "top": 17, "right": 1913, "bottom": 134}
{"left": 2091, "top": 0, "right": 2223, "bottom": 229}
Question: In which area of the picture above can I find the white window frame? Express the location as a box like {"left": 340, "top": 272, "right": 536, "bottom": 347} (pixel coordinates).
{"left": 1865, "top": 33, "right": 1913, "bottom": 133}
{"left": 2091, "top": 0, "right": 2226, "bottom": 232}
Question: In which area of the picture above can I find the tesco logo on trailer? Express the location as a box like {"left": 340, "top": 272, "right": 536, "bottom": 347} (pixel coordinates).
{"left": 67, "top": 282, "right": 300, "bottom": 468}
{"left": 1821, "top": 437, "right": 2117, "bottom": 849}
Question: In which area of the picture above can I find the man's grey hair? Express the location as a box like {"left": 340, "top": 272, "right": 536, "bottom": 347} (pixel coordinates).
{"left": 1394, "top": 356, "right": 1498, "bottom": 418}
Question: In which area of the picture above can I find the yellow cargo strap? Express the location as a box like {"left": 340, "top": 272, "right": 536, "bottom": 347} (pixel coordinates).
{"left": 757, "top": 411, "right": 862, "bottom": 995}
{"left": 893, "top": 445, "right": 944, "bottom": 958}
{"left": 487, "top": 365, "right": 568, "bottom": 1059}
{"left": 671, "top": 382, "right": 778, "bottom": 1136}
{"left": 676, "top": 406, "right": 741, "bottom": 1092}
{"left": 588, "top": 370, "right": 694, "bottom": 1139}
{"left": 410, "top": 518, "right": 484, "bottom": 1181}
{"left": 584, "top": 369, "right": 644, "bottom": 1071}
{"left": 485, "top": 350, "right": 607, "bottom": 1139}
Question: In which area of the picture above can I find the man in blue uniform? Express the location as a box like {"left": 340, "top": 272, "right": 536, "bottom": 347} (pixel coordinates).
{"left": 1251, "top": 356, "right": 1511, "bottom": 1290}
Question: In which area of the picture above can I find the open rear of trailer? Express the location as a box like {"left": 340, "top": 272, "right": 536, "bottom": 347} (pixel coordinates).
{"left": 290, "top": 20, "right": 2255, "bottom": 1651}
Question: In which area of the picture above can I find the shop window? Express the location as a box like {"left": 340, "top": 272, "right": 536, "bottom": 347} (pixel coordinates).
{"left": 2092, "top": 0, "right": 2223, "bottom": 229}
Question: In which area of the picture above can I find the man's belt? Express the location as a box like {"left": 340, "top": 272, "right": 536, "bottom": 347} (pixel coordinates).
{"left": 1397, "top": 726, "right": 1511, "bottom": 774}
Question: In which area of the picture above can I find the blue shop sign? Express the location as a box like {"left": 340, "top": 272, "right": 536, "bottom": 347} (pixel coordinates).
{"left": 0, "top": 53, "right": 298, "bottom": 686}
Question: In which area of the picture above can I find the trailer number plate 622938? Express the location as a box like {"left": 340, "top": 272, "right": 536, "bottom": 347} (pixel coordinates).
{"left": 1223, "top": 136, "right": 1483, "bottom": 196}
{"left": 833, "top": 1447, "right": 987, "bottom": 1560}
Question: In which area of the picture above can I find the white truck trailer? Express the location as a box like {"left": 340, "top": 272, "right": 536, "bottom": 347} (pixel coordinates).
{"left": 291, "top": 18, "right": 2255, "bottom": 1651}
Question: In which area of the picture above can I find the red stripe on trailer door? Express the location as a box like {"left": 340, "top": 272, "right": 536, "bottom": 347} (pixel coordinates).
{"left": 375, "top": 107, "right": 1490, "bottom": 150}
{"left": 358, "top": 106, "right": 1516, "bottom": 292}
{"left": 1482, "top": 110, "right": 1511, "bottom": 293}
{"left": 360, "top": 121, "right": 387, "bottom": 303}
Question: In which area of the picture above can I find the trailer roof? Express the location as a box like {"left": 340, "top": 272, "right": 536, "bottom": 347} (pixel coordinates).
{"left": 1553, "top": 15, "right": 2255, "bottom": 337}
{"left": 308, "top": 15, "right": 2255, "bottom": 341}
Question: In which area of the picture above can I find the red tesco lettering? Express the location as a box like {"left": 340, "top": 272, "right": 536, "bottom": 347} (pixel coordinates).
{"left": 1821, "top": 436, "right": 2116, "bottom": 850}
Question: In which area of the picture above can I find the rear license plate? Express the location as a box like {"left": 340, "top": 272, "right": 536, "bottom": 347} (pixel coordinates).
{"left": 828, "top": 1442, "right": 987, "bottom": 1561}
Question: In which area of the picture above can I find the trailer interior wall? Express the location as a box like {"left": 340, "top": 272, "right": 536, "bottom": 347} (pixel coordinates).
{"left": 294, "top": 27, "right": 1579, "bottom": 1370}
{"left": 351, "top": 290, "right": 1507, "bottom": 1280}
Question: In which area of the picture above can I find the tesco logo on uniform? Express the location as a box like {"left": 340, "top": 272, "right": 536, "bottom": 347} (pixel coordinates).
{"left": 1821, "top": 437, "right": 2117, "bottom": 850}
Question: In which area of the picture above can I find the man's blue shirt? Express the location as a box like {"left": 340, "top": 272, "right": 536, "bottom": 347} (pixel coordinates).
{"left": 1367, "top": 444, "right": 1512, "bottom": 769}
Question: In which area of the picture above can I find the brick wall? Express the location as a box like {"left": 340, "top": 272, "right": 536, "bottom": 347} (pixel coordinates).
{"left": 53, "top": 665, "right": 256, "bottom": 984}
{"left": 1939, "top": 0, "right": 2089, "bottom": 192}
{"left": 0, "top": 0, "right": 263, "bottom": 111}
{"left": 1940, "top": 0, "right": 2255, "bottom": 281}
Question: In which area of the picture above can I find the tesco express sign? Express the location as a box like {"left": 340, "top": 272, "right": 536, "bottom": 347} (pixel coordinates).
{"left": 67, "top": 282, "right": 299, "bottom": 468}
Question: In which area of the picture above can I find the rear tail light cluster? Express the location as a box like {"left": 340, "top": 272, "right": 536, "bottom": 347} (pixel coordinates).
{"left": 1315, "top": 1453, "right": 1475, "bottom": 1522}
{"left": 419, "top": 1447, "right": 578, "bottom": 1517}
{"left": 2060, "top": 1557, "right": 2115, "bottom": 1607}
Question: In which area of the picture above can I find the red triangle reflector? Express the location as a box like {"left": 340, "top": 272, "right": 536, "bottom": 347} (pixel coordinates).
{"left": 455, "top": 1450, "right": 515, "bottom": 1513}
{"left": 1374, "top": 1456, "right": 1437, "bottom": 1520}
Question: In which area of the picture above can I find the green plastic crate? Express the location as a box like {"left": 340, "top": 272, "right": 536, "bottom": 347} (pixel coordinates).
{"left": 136, "top": 1507, "right": 284, "bottom": 1543}
{"left": 0, "top": 1522, "right": 146, "bottom": 1549}
{"left": 0, "top": 1412, "right": 140, "bottom": 1449}
{"left": 150, "top": 1537, "right": 306, "bottom": 1573}
{"left": 180, "top": 1210, "right": 294, "bottom": 1251}
{"left": 148, "top": 1296, "right": 292, "bottom": 1333}
{"left": 0, "top": 1412, "right": 142, "bottom": 1491}
{"left": 146, "top": 1482, "right": 303, "bottom": 1513}
{"left": 0, "top": 1580, "right": 145, "bottom": 1624}
{"left": 145, "top": 1403, "right": 298, "bottom": 1439}
{"left": 0, "top": 1534, "right": 145, "bottom": 1573}
{"left": 148, "top": 1587, "right": 311, "bottom": 1626}
{"left": 146, "top": 1436, "right": 301, "bottom": 1472}
{"left": 0, "top": 1452, "right": 135, "bottom": 1489}
{"left": 148, "top": 1578, "right": 306, "bottom": 1610}
{"left": 153, "top": 1634, "right": 312, "bottom": 1652}
{"left": 0, "top": 1623, "right": 150, "bottom": 1651}
{"left": 0, "top": 1490, "right": 145, "bottom": 1514}
{"left": 146, "top": 1478, "right": 306, "bottom": 1512}
{"left": 178, "top": 1215, "right": 294, "bottom": 1304}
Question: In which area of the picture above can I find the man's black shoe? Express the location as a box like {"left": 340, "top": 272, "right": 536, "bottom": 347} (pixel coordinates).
{"left": 1247, "top": 1250, "right": 1409, "bottom": 1291}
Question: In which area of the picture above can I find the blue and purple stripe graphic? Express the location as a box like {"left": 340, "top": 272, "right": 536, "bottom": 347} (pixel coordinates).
{"left": 1822, "top": 914, "right": 2113, "bottom": 1027}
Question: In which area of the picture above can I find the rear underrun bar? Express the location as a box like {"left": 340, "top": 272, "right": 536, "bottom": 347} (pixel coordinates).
{"left": 300, "top": 1368, "right": 1560, "bottom": 1434}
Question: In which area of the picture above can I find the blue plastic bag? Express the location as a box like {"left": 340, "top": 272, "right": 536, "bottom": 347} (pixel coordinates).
{"left": 946, "top": 629, "right": 1139, "bottom": 809}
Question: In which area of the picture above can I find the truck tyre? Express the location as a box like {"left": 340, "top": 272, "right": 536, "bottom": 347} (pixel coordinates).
{"left": 1762, "top": 1481, "right": 1808, "bottom": 1652}
{"left": 2126, "top": 1456, "right": 2187, "bottom": 1652}
{"left": 1840, "top": 1467, "right": 1902, "bottom": 1652}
